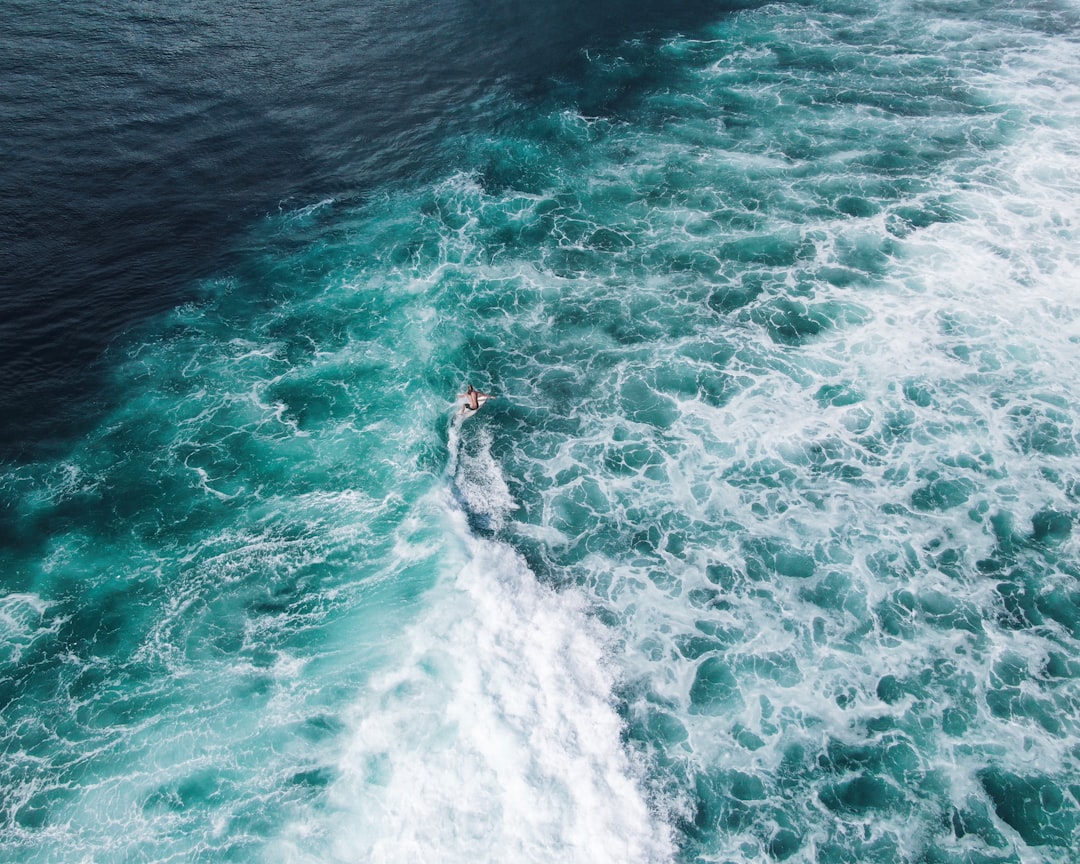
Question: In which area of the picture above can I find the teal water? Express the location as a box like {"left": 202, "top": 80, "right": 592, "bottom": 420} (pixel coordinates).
{"left": 3, "top": 2, "right": 1080, "bottom": 862}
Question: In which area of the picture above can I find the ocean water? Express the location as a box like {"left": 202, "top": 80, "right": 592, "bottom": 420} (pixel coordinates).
{"left": 2, "top": 1, "right": 1080, "bottom": 862}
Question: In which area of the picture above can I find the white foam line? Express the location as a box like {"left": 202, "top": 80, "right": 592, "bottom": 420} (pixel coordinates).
{"left": 271, "top": 488, "right": 673, "bottom": 864}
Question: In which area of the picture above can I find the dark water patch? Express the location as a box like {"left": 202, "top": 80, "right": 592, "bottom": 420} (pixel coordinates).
{"left": 903, "top": 378, "right": 938, "bottom": 409}
{"left": 912, "top": 476, "right": 977, "bottom": 512}
{"left": 917, "top": 589, "right": 983, "bottom": 634}
{"left": 717, "top": 233, "right": 812, "bottom": 268}
{"left": 820, "top": 774, "right": 906, "bottom": 815}
{"left": 978, "top": 768, "right": 1079, "bottom": 848}
{"left": 708, "top": 279, "right": 767, "bottom": 316}
{"left": 684, "top": 583, "right": 720, "bottom": 609}
{"left": 735, "top": 651, "right": 803, "bottom": 687}
{"left": 743, "top": 537, "right": 817, "bottom": 581}
{"left": 472, "top": 136, "right": 563, "bottom": 199}
{"left": 766, "top": 823, "right": 805, "bottom": 861}
{"left": 676, "top": 766, "right": 804, "bottom": 860}
{"left": 1009, "top": 403, "right": 1078, "bottom": 458}
{"left": 885, "top": 196, "right": 964, "bottom": 237}
{"left": 990, "top": 510, "right": 1022, "bottom": 558}
{"left": 705, "top": 562, "right": 744, "bottom": 592}
{"left": 623, "top": 512, "right": 700, "bottom": 563}
{"left": 1031, "top": 508, "right": 1073, "bottom": 545}
{"left": 689, "top": 656, "right": 743, "bottom": 714}
{"left": 725, "top": 457, "right": 800, "bottom": 492}
{"left": 805, "top": 438, "right": 877, "bottom": 486}
{"left": 818, "top": 265, "right": 870, "bottom": 289}
{"left": 754, "top": 299, "right": 870, "bottom": 346}
{"left": 1035, "top": 585, "right": 1080, "bottom": 639}
{"left": 0, "top": 0, "right": 742, "bottom": 462}
{"left": 945, "top": 797, "right": 1012, "bottom": 852}
{"left": 730, "top": 770, "right": 767, "bottom": 802}
{"left": 289, "top": 766, "right": 336, "bottom": 790}
{"left": 833, "top": 195, "right": 878, "bottom": 218}
{"left": 618, "top": 378, "right": 680, "bottom": 429}
{"left": 695, "top": 369, "right": 742, "bottom": 408}
{"left": 985, "top": 686, "right": 1065, "bottom": 737}
{"left": 145, "top": 769, "right": 231, "bottom": 814}
{"left": 603, "top": 307, "right": 672, "bottom": 347}
{"left": 835, "top": 234, "right": 902, "bottom": 276}
{"left": 263, "top": 377, "right": 356, "bottom": 432}
{"left": 1043, "top": 650, "right": 1080, "bottom": 680}
{"left": 800, "top": 570, "right": 854, "bottom": 612}
{"left": 994, "top": 576, "right": 1044, "bottom": 631}
{"left": 636, "top": 706, "right": 690, "bottom": 748}
{"left": 941, "top": 704, "right": 975, "bottom": 738}
{"left": 673, "top": 630, "right": 725, "bottom": 656}
{"left": 866, "top": 544, "right": 921, "bottom": 582}
{"left": 296, "top": 713, "right": 345, "bottom": 745}
{"left": 816, "top": 384, "right": 864, "bottom": 408}
{"left": 876, "top": 673, "right": 915, "bottom": 706}
{"left": 875, "top": 592, "right": 919, "bottom": 639}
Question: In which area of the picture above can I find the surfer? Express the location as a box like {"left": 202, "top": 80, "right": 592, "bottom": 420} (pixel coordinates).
{"left": 458, "top": 384, "right": 494, "bottom": 413}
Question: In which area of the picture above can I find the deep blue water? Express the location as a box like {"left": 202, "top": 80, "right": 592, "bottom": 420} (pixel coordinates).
{"left": 0, "top": 0, "right": 724, "bottom": 458}
{"left": 2, "top": 1, "right": 1079, "bottom": 862}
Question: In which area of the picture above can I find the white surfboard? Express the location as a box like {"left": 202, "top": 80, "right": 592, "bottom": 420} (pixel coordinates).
{"left": 459, "top": 394, "right": 492, "bottom": 419}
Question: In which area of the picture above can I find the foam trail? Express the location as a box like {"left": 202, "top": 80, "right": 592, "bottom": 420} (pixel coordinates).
{"left": 445, "top": 405, "right": 465, "bottom": 478}
{"left": 271, "top": 434, "right": 672, "bottom": 863}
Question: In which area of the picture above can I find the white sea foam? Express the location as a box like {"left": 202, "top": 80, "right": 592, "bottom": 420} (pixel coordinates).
{"left": 270, "top": 446, "right": 673, "bottom": 863}
{"left": 453, "top": 425, "right": 518, "bottom": 532}
{"left": 407, "top": 11, "right": 1080, "bottom": 860}
{"left": 0, "top": 593, "right": 58, "bottom": 667}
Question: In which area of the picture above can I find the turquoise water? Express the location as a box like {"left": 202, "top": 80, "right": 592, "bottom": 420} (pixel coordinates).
{"left": 3, "top": 2, "right": 1080, "bottom": 861}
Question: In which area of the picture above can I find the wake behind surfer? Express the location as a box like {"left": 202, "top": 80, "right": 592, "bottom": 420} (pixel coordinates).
{"left": 458, "top": 384, "right": 494, "bottom": 413}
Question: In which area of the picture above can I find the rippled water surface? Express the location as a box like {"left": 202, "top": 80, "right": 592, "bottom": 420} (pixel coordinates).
{"left": 2, "top": 2, "right": 1079, "bottom": 862}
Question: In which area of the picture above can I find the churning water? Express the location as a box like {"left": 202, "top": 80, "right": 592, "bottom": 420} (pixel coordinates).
{"left": 2, "top": 2, "right": 1079, "bottom": 861}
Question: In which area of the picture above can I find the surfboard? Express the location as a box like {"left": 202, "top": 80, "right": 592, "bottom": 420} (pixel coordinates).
{"left": 460, "top": 394, "right": 491, "bottom": 419}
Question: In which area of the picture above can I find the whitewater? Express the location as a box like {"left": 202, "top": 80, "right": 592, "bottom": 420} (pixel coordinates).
{"left": 1, "top": 2, "right": 1078, "bottom": 863}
